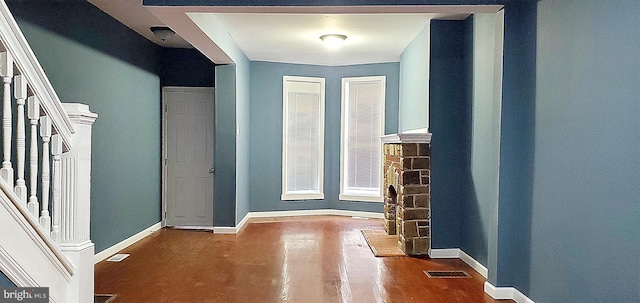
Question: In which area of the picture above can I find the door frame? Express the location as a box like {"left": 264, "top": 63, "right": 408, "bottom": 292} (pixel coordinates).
{"left": 161, "top": 86, "right": 216, "bottom": 228}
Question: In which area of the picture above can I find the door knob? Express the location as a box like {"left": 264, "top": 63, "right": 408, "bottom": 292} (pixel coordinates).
{"left": 209, "top": 168, "right": 215, "bottom": 174}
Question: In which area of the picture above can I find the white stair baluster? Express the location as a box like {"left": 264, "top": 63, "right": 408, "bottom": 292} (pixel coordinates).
{"left": 0, "top": 52, "right": 14, "bottom": 187}
{"left": 50, "top": 134, "right": 62, "bottom": 243}
{"left": 27, "top": 96, "right": 40, "bottom": 218}
{"left": 14, "top": 74, "right": 27, "bottom": 203}
{"left": 39, "top": 115, "right": 51, "bottom": 234}
{"left": 0, "top": 1, "right": 99, "bottom": 300}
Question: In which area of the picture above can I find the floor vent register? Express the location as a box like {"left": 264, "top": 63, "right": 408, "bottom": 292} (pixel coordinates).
{"left": 424, "top": 270, "right": 470, "bottom": 278}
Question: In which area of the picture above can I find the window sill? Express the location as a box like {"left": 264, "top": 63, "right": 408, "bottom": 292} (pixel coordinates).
{"left": 339, "top": 194, "right": 383, "bottom": 203}
{"left": 281, "top": 193, "right": 325, "bottom": 201}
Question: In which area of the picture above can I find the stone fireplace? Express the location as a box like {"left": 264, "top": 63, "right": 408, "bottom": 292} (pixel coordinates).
{"left": 381, "top": 130, "right": 432, "bottom": 255}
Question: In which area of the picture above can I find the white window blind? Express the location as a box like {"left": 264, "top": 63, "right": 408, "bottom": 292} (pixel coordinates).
{"left": 282, "top": 76, "right": 325, "bottom": 200}
{"left": 340, "top": 76, "right": 385, "bottom": 202}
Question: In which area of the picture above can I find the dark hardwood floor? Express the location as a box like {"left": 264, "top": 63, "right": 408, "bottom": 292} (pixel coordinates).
{"left": 95, "top": 216, "right": 514, "bottom": 303}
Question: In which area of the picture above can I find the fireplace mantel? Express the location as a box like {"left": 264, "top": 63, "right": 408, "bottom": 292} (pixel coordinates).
{"left": 381, "top": 128, "right": 432, "bottom": 144}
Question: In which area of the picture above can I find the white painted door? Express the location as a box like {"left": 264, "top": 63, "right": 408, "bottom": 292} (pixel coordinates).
{"left": 164, "top": 87, "right": 215, "bottom": 227}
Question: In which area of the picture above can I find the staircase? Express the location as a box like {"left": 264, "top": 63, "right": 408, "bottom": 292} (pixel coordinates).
{"left": 0, "top": 0, "right": 96, "bottom": 302}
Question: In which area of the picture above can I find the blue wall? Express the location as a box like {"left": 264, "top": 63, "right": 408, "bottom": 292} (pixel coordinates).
{"left": 235, "top": 58, "right": 251, "bottom": 225}
{"left": 399, "top": 22, "right": 430, "bottom": 132}
{"left": 467, "top": 12, "right": 504, "bottom": 283}
{"left": 527, "top": 1, "right": 640, "bottom": 302}
{"left": 213, "top": 64, "right": 237, "bottom": 226}
{"left": 161, "top": 48, "right": 214, "bottom": 87}
{"left": 0, "top": 272, "right": 14, "bottom": 286}
{"left": 8, "top": 1, "right": 163, "bottom": 253}
{"left": 249, "top": 61, "right": 399, "bottom": 213}
{"left": 496, "top": 1, "right": 536, "bottom": 293}
{"left": 428, "top": 20, "right": 470, "bottom": 250}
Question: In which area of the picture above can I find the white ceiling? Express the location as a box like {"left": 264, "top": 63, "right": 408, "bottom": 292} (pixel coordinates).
{"left": 212, "top": 13, "right": 438, "bottom": 66}
{"left": 88, "top": 1, "right": 502, "bottom": 66}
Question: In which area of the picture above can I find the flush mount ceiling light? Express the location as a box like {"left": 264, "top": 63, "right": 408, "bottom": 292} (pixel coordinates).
{"left": 319, "top": 34, "right": 347, "bottom": 49}
{"left": 150, "top": 26, "right": 175, "bottom": 42}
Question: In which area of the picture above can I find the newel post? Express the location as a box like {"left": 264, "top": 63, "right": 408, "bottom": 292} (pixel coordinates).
{"left": 59, "top": 103, "right": 97, "bottom": 303}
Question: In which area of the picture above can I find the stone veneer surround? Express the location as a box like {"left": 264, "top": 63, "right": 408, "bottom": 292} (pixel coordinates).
{"left": 382, "top": 130, "right": 432, "bottom": 255}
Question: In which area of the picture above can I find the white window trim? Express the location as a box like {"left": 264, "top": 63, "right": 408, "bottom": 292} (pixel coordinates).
{"left": 281, "top": 76, "right": 325, "bottom": 201}
{"left": 339, "top": 76, "right": 386, "bottom": 203}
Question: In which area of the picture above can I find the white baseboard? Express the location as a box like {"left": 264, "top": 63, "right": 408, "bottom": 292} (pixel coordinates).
{"left": 430, "top": 248, "right": 534, "bottom": 303}
{"left": 94, "top": 222, "right": 162, "bottom": 264}
{"left": 246, "top": 209, "right": 384, "bottom": 220}
{"left": 214, "top": 209, "right": 384, "bottom": 234}
{"left": 484, "top": 281, "right": 535, "bottom": 303}
{"left": 428, "top": 248, "right": 459, "bottom": 258}
{"left": 458, "top": 249, "right": 488, "bottom": 278}
{"left": 168, "top": 225, "right": 214, "bottom": 231}
{"left": 429, "top": 248, "right": 488, "bottom": 278}
{"left": 232, "top": 213, "right": 252, "bottom": 234}
{"left": 212, "top": 226, "right": 237, "bottom": 234}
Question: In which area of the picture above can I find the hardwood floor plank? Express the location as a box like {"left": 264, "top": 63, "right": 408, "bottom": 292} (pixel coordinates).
{"left": 95, "top": 216, "right": 514, "bottom": 303}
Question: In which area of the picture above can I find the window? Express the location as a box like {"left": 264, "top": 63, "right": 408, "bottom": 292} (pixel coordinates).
{"left": 282, "top": 76, "right": 325, "bottom": 200}
{"left": 340, "top": 76, "right": 386, "bottom": 202}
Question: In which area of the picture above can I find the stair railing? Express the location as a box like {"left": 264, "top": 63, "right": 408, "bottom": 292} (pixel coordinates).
{"left": 0, "top": 0, "right": 97, "bottom": 302}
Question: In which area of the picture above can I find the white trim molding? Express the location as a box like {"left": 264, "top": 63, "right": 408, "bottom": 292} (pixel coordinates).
{"left": 281, "top": 76, "right": 326, "bottom": 201}
{"left": 212, "top": 226, "right": 237, "bottom": 234}
{"left": 458, "top": 249, "right": 488, "bottom": 278}
{"left": 428, "top": 248, "right": 459, "bottom": 258}
{"left": 430, "top": 248, "right": 535, "bottom": 303}
{"left": 0, "top": 178, "right": 74, "bottom": 279}
{"left": 217, "top": 209, "right": 384, "bottom": 234}
{"left": 340, "top": 76, "right": 386, "bottom": 203}
{"left": 0, "top": 245, "right": 38, "bottom": 287}
{"left": 429, "top": 248, "right": 488, "bottom": 278}
{"left": 484, "top": 282, "right": 535, "bottom": 303}
{"left": 381, "top": 128, "right": 432, "bottom": 144}
{"left": 94, "top": 222, "right": 162, "bottom": 264}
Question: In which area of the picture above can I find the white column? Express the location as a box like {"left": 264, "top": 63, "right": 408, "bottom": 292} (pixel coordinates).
{"left": 14, "top": 74, "right": 28, "bottom": 203}
{"left": 50, "top": 134, "right": 62, "bottom": 244}
{"left": 27, "top": 96, "right": 40, "bottom": 218}
{"left": 0, "top": 52, "right": 13, "bottom": 187}
{"left": 59, "top": 103, "right": 97, "bottom": 303}
{"left": 39, "top": 115, "right": 51, "bottom": 234}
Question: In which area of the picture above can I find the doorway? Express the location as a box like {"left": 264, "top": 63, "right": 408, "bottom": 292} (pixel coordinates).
{"left": 162, "top": 87, "right": 215, "bottom": 227}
